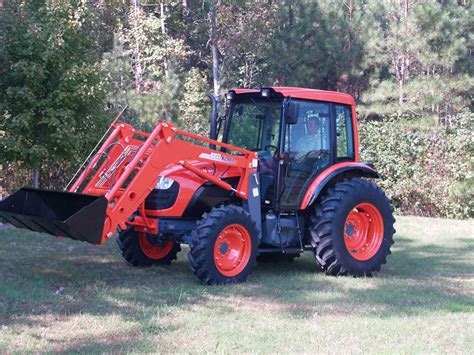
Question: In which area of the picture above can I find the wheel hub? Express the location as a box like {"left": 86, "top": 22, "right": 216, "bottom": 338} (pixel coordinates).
{"left": 139, "top": 233, "right": 174, "bottom": 260}
{"left": 345, "top": 223, "right": 355, "bottom": 237}
{"left": 344, "top": 203, "right": 384, "bottom": 261}
{"left": 213, "top": 224, "right": 252, "bottom": 277}
{"left": 219, "top": 242, "right": 229, "bottom": 254}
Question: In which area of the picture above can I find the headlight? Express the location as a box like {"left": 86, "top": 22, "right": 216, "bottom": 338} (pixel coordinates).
{"left": 156, "top": 176, "right": 174, "bottom": 190}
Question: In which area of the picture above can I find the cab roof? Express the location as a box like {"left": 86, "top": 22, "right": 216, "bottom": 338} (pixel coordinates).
{"left": 231, "top": 87, "right": 355, "bottom": 106}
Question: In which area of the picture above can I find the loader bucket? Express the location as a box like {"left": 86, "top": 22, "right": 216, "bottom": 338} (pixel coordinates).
{"left": 0, "top": 188, "right": 108, "bottom": 245}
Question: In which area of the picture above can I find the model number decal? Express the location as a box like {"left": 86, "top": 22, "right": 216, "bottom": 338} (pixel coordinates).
{"left": 199, "top": 152, "right": 235, "bottom": 164}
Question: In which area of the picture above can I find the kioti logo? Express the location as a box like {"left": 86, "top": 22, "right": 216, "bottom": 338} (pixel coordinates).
{"left": 200, "top": 165, "right": 216, "bottom": 175}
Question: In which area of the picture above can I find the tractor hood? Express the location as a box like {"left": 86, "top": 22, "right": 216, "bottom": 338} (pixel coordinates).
{"left": 147, "top": 160, "right": 242, "bottom": 217}
{"left": 157, "top": 160, "right": 241, "bottom": 182}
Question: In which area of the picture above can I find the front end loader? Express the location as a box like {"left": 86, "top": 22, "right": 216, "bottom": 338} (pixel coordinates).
{"left": 0, "top": 87, "right": 395, "bottom": 284}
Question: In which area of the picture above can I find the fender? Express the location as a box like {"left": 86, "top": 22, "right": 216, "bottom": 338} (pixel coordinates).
{"left": 182, "top": 177, "right": 240, "bottom": 218}
{"left": 299, "top": 162, "right": 379, "bottom": 210}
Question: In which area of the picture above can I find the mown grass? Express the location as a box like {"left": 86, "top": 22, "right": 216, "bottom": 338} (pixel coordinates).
{"left": 0, "top": 216, "right": 472, "bottom": 353}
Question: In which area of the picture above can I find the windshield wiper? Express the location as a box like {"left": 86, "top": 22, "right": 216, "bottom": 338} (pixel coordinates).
{"left": 249, "top": 97, "right": 275, "bottom": 121}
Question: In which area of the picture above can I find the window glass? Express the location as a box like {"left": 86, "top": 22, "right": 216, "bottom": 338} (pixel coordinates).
{"left": 227, "top": 100, "right": 281, "bottom": 151}
{"left": 280, "top": 100, "right": 331, "bottom": 209}
{"left": 335, "top": 105, "right": 354, "bottom": 160}
{"left": 227, "top": 103, "right": 259, "bottom": 150}
{"left": 225, "top": 99, "right": 282, "bottom": 207}
{"left": 285, "top": 101, "right": 330, "bottom": 155}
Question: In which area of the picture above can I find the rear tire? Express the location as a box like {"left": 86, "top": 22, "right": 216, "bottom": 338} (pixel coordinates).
{"left": 188, "top": 205, "right": 259, "bottom": 285}
{"left": 117, "top": 229, "right": 181, "bottom": 267}
{"left": 309, "top": 178, "right": 395, "bottom": 276}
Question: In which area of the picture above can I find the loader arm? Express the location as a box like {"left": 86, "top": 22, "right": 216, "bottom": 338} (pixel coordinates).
{"left": 0, "top": 121, "right": 257, "bottom": 245}
{"left": 71, "top": 121, "right": 258, "bottom": 244}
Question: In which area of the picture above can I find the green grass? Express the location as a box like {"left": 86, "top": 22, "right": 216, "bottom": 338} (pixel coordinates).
{"left": 0, "top": 216, "right": 472, "bottom": 353}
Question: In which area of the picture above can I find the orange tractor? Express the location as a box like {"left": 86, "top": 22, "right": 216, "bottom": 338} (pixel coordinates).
{"left": 0, "top": 87, "right": 395, "bottom": 284}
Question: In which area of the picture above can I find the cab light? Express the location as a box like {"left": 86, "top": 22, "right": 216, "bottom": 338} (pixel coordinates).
{"left": 261, "top": 89, "right": 271, "bottom": 97}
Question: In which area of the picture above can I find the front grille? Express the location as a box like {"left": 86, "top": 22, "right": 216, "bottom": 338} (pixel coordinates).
{"left": 144, "top": 182, "right": 179, "bottom": 210}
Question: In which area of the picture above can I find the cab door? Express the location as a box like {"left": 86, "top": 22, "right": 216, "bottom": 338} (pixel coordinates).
{"left": 279, "top": 100, "right": 333, "bottom": 210}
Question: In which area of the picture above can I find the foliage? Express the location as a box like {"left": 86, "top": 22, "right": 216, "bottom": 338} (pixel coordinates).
{"left": 0, "top": 0, "right": 472, "bottom": 218}
{"left": 360, "top": 0, "right": 473, "bottom": 121}
{"left": 0, "top": 0, "right": 109, "bottom": 185}
{"left": 102, "top": 4, "right": 186, "bottom": 124}
{"left": 178, "top": 68, "right": 210, "bottom": 136}
{"left": 217, "top": 1, "right": 278, "bottom": 88}
{"left": 359, "top": 109, "right": 473, "bottom": 218}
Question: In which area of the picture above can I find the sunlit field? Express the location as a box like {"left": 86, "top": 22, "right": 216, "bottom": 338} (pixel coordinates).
{"left": 0, "top": 216, "right": 472, "bottom": 353}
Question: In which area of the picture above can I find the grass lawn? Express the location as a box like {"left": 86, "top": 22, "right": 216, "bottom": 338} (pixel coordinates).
{"left": 0, "top": 216, "right": 472, "bottom": 353}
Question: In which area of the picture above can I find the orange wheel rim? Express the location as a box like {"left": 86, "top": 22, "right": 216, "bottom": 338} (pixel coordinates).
{"left": 139, "top": 233, "right": 174, "bottom": 260}
{"left": 213, "top": 224, "right": 252, "bottom": 277}
{"left": 344, "top": 203, "right": 384, "bottom": 261}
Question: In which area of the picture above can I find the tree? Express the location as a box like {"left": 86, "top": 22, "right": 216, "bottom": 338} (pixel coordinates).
{"left": 0, "top": 0, "right": 108, "bottom": 187}
{"left": 104, "top": 1, "right": 188, "bottom": 124}
{"left": 360, "top": 0, "right": 473, "bottom": 121}
{"left": 264, "top": 1, "right": 348, "bottom": 89}
{"left": 179, "top": 68, "right": 209, "bottom": 136}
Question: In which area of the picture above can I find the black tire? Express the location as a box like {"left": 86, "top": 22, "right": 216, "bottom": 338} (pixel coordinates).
{"left": 309, "top": 178, "right": 395, "bottom": 276}
{"left": 117, "top": 229, "right": 181, "bottom": 267}
{"left": 257, "top": 252, "right": 300, "bottom": 263}
{"left": 188, "top": 205, "right": 259, "bottom": 285}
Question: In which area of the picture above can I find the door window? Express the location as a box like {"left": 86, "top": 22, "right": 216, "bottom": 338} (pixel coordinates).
{"left": 280, "top": 100, "right": 331, "bottom": 209}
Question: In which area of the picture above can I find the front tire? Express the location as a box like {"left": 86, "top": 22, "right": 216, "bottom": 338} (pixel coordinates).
{"left": 188, "top": 205, "right": 259, "bottom": 285}
{"left": 117, "top": 229, "right": 181, "bottom": 267}
{"left": 309, "top": 178, "right": 395, "bottom": 276}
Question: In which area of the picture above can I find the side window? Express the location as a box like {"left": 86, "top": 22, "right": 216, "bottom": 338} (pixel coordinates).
{"left": 335, "top": 105, "right": 354, "bottom": 160}
{"left": 286, "top": 101, "right": 330, "bottom": 156}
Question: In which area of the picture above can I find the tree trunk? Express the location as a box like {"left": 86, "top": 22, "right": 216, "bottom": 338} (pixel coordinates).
{"left": 133, "top": 0, "right": 142, "bottom": 92}
{"left": 345, "top": 0, "right": 353, "bottom": 51}
{"left": 160, "top": 1, "right": 170, "bottom": 79}
{"left": 33, "top": 166, "right": 40, "bottom": 189}
{"left": 210, "top": 0, "right": 220, "bottom": 100}
{"left": 287, "top": 0, "right": 293, "bottom": 28}
{"left": 398, "top": 62, "right": 404, "bottom": 120}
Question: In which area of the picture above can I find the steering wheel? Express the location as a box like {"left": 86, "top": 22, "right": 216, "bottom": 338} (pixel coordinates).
{"left": 264, "top": 145, "right": 278, "bottom": 154}
{"left": 296, "top": 149, "right": 330, "bottom": 163}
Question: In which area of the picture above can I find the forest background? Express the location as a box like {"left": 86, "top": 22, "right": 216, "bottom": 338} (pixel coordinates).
{"left": 0, "top": 0, "right": 472, "bottom": 218}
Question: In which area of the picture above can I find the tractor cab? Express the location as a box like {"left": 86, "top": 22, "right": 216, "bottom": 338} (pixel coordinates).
{"left": 220, "top": 87, "right": 357, "bottom": 211}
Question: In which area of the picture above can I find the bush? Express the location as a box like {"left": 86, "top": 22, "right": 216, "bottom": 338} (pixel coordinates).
{"left": 359, "top": 110, "right": 473, "bottom": 219}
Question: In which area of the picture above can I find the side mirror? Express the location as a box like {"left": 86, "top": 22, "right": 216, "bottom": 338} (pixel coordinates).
{"left": 284, "top": 101, "right": 299, "bottom": 124}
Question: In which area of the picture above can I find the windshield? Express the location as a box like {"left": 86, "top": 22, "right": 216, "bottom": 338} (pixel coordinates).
{"left": 224, "top": 99, "right": 282, "bottom": 151}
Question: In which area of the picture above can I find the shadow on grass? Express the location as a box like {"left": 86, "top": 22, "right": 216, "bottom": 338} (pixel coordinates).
{"left": 0, "top": 228, "right": 472, "bottom": 351}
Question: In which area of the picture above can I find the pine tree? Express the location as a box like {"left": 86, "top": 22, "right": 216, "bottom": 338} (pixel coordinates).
{"left": 360, "top": 0, "right": 472, "bottom": 121}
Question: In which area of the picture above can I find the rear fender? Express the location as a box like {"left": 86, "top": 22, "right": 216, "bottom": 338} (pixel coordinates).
{"left": 300, "top": 162, "right": 379, "bottom": 210}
